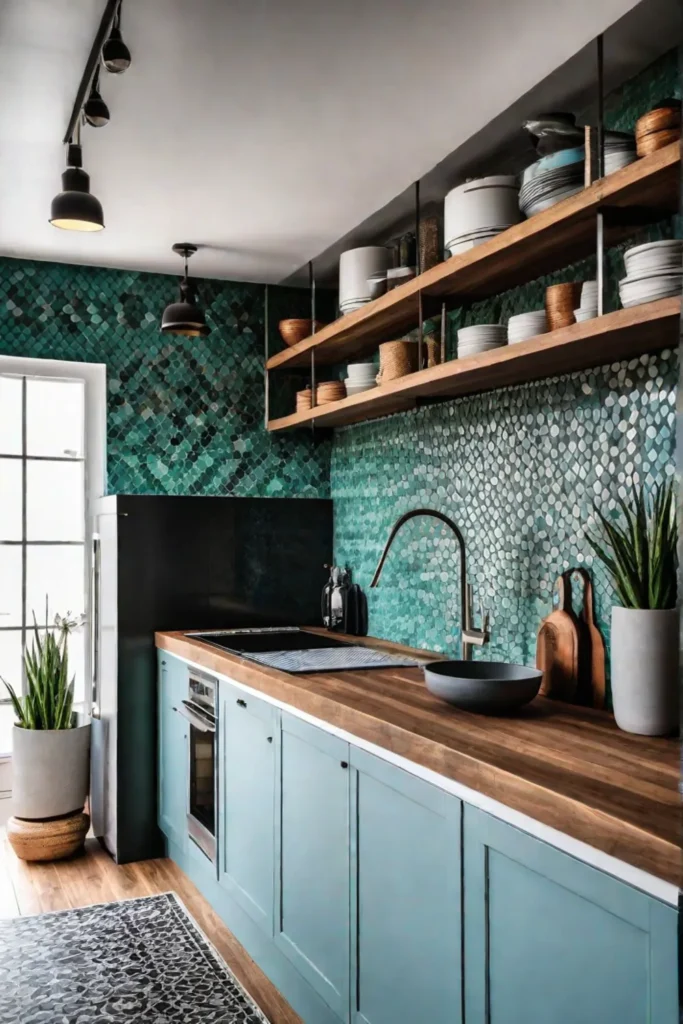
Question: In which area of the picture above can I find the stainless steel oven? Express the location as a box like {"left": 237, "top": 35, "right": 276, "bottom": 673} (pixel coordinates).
{"left": 177, "top": 670, "right": 217, "bottom": 863}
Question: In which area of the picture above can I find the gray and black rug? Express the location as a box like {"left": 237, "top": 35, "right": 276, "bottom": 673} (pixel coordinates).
{"left": 0, "top": 891, "right": 269, "bottom": 1023}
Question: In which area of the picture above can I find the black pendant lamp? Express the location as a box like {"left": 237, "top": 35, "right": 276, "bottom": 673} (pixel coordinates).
{"left": 161, "top": 244, "right": 210, "bottom": 337}
{"left": 102, "top": 5, "right": 131, "bottom": 74}
{"left": 49, "top": 136, "right": 104, "bottom": 232}
{"left": 84, "top": 68, "right": 110, "bottom": 128}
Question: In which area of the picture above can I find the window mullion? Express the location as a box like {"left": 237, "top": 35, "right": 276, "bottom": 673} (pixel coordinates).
{"left": 21, "top": 376, "right": 27, "bottom": 697}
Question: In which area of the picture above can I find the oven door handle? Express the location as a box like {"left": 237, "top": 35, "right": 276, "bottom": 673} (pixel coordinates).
{"left": 177, "top": 700, "right": 216, "bottom": 734}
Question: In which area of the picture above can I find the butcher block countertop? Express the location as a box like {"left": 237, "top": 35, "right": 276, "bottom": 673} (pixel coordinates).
{"left": 156, "top": 628, "right": 681, "bottom": 888}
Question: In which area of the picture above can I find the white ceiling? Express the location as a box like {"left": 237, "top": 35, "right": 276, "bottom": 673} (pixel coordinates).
{"left": 0, "top": 0, "right": 654, "bottom": 283}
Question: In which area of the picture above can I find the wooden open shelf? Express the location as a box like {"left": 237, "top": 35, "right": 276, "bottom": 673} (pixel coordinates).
{"left": 267, "top": 143, "right": 680, "bottom": 371}
{"left": 267, "top": 297, "right": 680, "bottom": 431}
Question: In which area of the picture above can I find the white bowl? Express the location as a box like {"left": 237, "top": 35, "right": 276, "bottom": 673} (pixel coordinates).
{"left": 458, "top": 343, "right": 505, "bottom": 358}
{"left": 347, "top": 362, "right": 376, "bottom": 379}
{"left": 508, "top": 325, "right": 546, "bottom": 342}
{"left": 574, "top": 307, "right": 598, "bottom": 322}
{"left": 448, "top": 236, "right": 499, "bottom": 257}
{"left": 445, "top": 175, "right": 521, "bottom": 244}
{"left": 339, "top": 246, "right": 392, "bottom": 307}
{"left": 619, "top": 275, "right": 682, "bottom": 307}
{"left": 458, "top": 324, "right": 506, "bottom": 342}
{"left": 345, "top": 381, "right": 376, "bottom": 395}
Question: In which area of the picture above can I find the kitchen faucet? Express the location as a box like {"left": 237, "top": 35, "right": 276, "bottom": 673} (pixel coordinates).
{"left": 370, "top": 508, "right": 490, "bottom": 661}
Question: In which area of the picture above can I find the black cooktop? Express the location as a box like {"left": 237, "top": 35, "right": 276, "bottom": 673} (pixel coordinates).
{"left": 186, "top": 627, "right": 353, "bottom": 656}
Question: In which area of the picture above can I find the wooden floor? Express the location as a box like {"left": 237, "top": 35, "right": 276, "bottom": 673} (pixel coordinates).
{"left": 0, "top": 833, "right": 302, "bottom": 1024}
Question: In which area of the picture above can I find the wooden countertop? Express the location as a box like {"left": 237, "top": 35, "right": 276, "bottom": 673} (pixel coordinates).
{"left": 156, "top": 628, "right": 681, "bottom": 887}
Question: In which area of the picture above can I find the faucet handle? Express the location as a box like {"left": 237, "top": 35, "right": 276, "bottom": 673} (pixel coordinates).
{"left": 482, "top": 607, "right": 491, "bottom": 635}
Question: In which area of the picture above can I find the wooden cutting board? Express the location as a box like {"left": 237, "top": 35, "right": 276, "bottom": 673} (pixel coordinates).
{"left": 573, "top": 568, "right": 607, "bottom": 709}
{"left": 536, "top": 573, "right": 580, "bottom": 701}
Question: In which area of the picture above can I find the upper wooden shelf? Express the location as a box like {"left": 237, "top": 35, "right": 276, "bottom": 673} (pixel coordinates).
{"left": 267, "top": 143, "right": 681, "bottom": 371}
{"left": 267, "top": 296, "right": 680, "bottom": 431}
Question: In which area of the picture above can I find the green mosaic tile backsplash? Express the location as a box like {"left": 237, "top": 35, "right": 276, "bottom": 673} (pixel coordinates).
{"left": 0, "top": 258, "right": 330, "bottom": 497}
{"left": 331, "top": 49, "right": 680, "bottom": 677}
{"left": 332, "top": 351, "right": 677, "bottom": 669}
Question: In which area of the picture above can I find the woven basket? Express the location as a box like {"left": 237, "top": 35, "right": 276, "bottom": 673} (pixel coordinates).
{"left": 377, "top": 340, "right": 420, "bottom": 383}
{"left": 7, "top": 811, "right": 90, "bottom": 862}
{"left": 545, "top": 283, "right": 581, "bottom": 329}
{"left": 296, "top": 388, "right": 312, "bottom": 412}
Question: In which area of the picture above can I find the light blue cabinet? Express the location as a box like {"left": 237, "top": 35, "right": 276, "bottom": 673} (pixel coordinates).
{"left": 463, "top": 805, "right": 678, "bottom": 1024}
{"left": 350, "top": 747, "right": 462, "bottom": 1024}
{"left": 219, "top": 682, "right": 276, "bottom": 934}
{"left": 275, "top": 712, "right": 351, "bottom": 1023}
{"left": 158, "top": 655, "right": 677, "bottom": 1024}
{"left": 157, "top": 651, "right": 188, "bottom": 850}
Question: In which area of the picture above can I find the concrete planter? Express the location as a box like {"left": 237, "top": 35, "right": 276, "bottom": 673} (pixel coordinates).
{"left": 12, "top": 722, "right": 91, "bottom": 820}
{"left": 611, "top": 607, "right": 679, "bottom": 736}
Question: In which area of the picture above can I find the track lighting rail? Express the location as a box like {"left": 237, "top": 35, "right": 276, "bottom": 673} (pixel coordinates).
{"left": 63, "top": 0, "right": 121, "bottom": 144}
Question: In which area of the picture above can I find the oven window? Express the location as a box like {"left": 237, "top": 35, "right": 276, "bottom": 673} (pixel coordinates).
{"left": 189, "top": 723, "right": 215, "bottom": 836}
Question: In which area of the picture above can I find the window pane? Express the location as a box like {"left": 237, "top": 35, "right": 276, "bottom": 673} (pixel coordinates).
{"left": 0, "top": 629, "right": 23, "bottom": 696}
{"left": 0, "top": 702, "right": 15, "bottom": 755}
{"left": 0, "top": 546, "right": 22, "bottom": 626}
{"left": 0, "top": 376, "right": 22, "bottom": 456}
{"left": 66, "top": 628, "right": 85, "bottom": 706}
{"left": 26, "top": 378, "right": 84, "bottom": 458}
{"left": 0, "top": 458, "right": 22, "bottom": 540}
{"left": 27, "top": 461, "right": 84, "bottom": 541}
{"left": 26, "top": 545, "right": 85, "bottom": 626}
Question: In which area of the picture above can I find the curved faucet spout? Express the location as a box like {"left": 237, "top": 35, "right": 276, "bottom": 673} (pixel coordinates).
{"left": 370, "top": 507, "right": 489, "bottom": 661}
{"left": 370, "top": 508, "right": 466, "bottom": 590}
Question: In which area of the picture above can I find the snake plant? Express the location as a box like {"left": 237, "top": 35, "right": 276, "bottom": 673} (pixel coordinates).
{"left": 1, "top": 611, "right": 84, "bottom": 730}
{"left": 587, "top": 481, "right": 677, "bottom": 610}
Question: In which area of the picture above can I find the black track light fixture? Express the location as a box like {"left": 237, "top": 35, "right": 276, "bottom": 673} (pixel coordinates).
{"left": 102, "top": 3, "right": 131, "bottom": 74}
{"left": 161, "top": 244, "right": 210, "bottom": 337}
{"left": 49, "top": 132, "right": 104, "bottom": 232}
{"left": 83, "top": 68, "right": 110, "bottom": 127}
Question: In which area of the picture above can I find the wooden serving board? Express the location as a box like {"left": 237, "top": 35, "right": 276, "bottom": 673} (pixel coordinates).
{"left": 536, "top": 573, "right": 580, "bottom": 701}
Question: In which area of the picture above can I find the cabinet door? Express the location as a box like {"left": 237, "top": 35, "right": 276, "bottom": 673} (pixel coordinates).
{"left": 219, "top": 683, "right": 276, "bottom": 934}
{"left": 464, "top": 806, "right": 678, "bottom": 1024}
{"left": 350, "top": 748, "right": 462, "bottom": 1024}
{"left": 275, "top": 712, "right": 350, "bottom": 1022}
{"left": 157, "top": 652, "right": 188, "bottom": 850}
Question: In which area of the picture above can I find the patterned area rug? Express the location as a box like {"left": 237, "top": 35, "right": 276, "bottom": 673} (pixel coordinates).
{"left": 0, "top": 891, "right": 269, "bottom": 1023}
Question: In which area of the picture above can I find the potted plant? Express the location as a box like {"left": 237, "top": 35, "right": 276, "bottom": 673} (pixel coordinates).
{"left": 2, "top": 611, "right": 90, "bottom": 823}
{"left": 588, "top": 482, "right": 678, "bottom": 735}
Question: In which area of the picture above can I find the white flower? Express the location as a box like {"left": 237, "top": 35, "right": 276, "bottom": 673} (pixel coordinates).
{"left": 54, "top": 611, "right": 87, "bottom": 637}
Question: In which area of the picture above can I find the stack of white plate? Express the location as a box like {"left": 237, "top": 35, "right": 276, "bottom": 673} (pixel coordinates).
{"left": 339, "top": 247, "right": 392, "bottom": 316}
{"left": 574, "top": 281, "right": 598, "bottom": 322}
{"left": 457, "top": 324, "right": 507, "bottom": 358}
{"left": 604, "top": 131, "right": 637, "bottom": 174}
{"left": 519, "top": 147, "right": 584, "bottom": 217}
{"left": 444, "top": 176, "right": 521, "bottom": 257}
{"left": 344, "top": 362, "right": 377, "bottom": 395}
{"left": 507, "top": 310, "right": 547, "bottom": 344}
{"left": 619, "top": 240, "right": 683, "bottom": 308}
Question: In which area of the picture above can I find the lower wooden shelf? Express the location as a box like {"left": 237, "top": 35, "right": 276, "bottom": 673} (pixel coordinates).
{"left": 267, "top": 296, "right": 680, "bottom": 432}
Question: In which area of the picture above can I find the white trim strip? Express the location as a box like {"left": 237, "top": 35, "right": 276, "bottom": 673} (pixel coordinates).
{"left": 172, "top": 650, "right": 679, "bottom": 907}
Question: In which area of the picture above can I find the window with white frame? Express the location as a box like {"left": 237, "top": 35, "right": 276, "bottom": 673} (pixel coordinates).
{"left": 0, "top": 362, "right": 105, "bottom": 749}
{"left": 0, "top": 372, "right": 86, "bottom": 703}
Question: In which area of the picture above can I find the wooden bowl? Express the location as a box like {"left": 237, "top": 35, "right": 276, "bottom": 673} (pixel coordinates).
{"left": 279, "top": 319, "right": 327, "bottom": 347}
{"left": 636, "top": 128, "right": 681, "bottom": 158}
{"left": 635, "top": 106, "right": 681, "bottom": 138}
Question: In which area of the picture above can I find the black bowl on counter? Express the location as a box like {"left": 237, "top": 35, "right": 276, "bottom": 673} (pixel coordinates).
{"left": 424, "top": 661, "right": 543, "bottom": 713}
